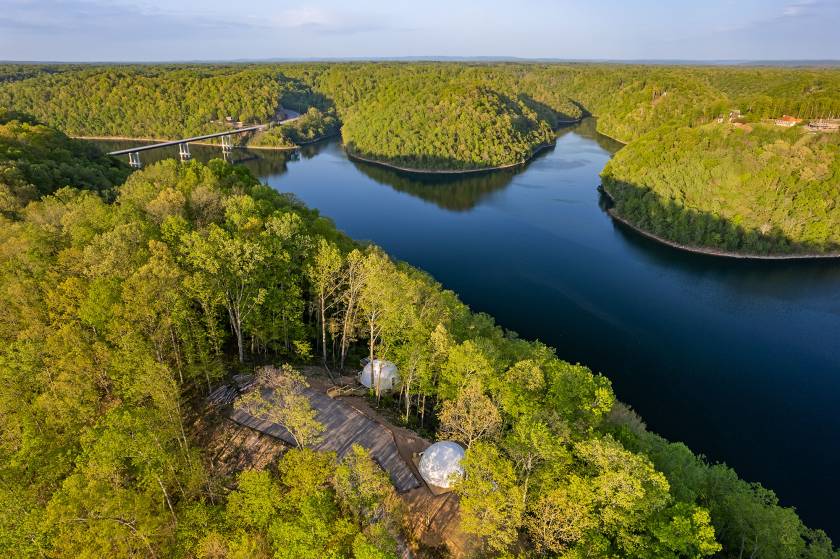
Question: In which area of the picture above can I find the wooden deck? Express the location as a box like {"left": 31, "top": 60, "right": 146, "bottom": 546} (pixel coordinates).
{"left": 228, "top": 386, "right": 422, "bottom": 493}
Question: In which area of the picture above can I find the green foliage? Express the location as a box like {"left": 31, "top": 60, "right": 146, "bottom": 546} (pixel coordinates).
{"left": 0, "top": 113, "right": 836, "bottom": 558}
{"left": 251, "top": 107, "right": 339, "bottom": 148}
{"left": 0, "top": 113, "right": 129, "bottom": 214}
{"left": 235, "top": 365, "right": 324, "bottom": 448}
{"left": 0, "top": 64, "right": 67, "bottom": 84}
{"left": 3, "top": 63, "right": 837, "bottom": 244}
{"left": 608, "top": 408, "right": 839, "bottom": 559}
{"left": 186, "top": 449, "right": 402, "bottom": 559}
{"left": 603, "top": 123, "right": 840, "bottom": 254}
{"left": 0, "top": 155, "right": 317, "bottom": 557}
{"left": 456, "top": 441, "right": 526, "bottom": 553}
{"left": 0, "top": 66, "right": 284, "bottom": 138}
{"left": 338, "top": 78, "right": 554, "bottom": 170}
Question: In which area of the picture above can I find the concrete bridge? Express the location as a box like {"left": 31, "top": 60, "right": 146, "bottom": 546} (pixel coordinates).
{"left": 109, "top": 110, "right": 300, "bottom": 168}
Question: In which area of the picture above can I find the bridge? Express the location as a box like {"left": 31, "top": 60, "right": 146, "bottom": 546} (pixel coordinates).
{"left": 109, "top": 111, "right": 300, "bottom": 168}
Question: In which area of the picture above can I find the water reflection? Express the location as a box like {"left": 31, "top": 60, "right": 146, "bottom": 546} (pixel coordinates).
{"left": 351, "top": 161, "right": 518, "bottom": 211}
{"left": 572, "top": 116, "right": 626, "bottom": 153}
{"left": 345, "top": 123, "right": 605, "bottom": 212}
{"left": 97, "top": 122, "right": 611, "bottom": 214}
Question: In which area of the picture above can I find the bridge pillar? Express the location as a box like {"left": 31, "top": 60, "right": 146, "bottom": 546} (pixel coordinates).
{"left": 128, "top": 152, "right": 142, "bottom": 169}
{"left": 178, "top": 142, "right": 191, "bottom": 162}
{"left": 221, "top": 134, "right": 233, "bottom": 153}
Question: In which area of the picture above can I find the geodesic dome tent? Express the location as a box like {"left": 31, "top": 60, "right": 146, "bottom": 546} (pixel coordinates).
{"left": 358, "top": 359, "right": 400, "bottom": 392}
{"left": 418, "top": 441, "right": 465, "bottom": 489}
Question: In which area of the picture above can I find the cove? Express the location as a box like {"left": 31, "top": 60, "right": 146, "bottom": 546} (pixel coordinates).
{"left": 95, "top": 118, "right": 840, "bottom": 537}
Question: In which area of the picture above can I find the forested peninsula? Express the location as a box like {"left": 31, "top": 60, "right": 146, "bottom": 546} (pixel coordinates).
{"left": 1, "top": 102, "right": 839, "bottom": 557}
{"left": 1, "top": 63, "right": 839, "bottom": 255}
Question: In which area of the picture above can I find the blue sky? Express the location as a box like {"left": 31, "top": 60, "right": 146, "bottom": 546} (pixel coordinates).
{"left": 1, "top": 0, "right": 838, "bottom": 62}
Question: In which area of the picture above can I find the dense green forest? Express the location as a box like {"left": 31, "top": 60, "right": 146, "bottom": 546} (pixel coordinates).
{"left": 0, "top": 67, "right": 289, "bottom": 138}
{"left": 311, "top": 65, "right": 561, "bottom": 170}
{"left": 338, "top": 80, "right": 554, "bottom": 170}
{"left": 251, "top": 107, "right": 340, "bottom": 148}
{"left": 1, "top": 62, "right": 838, "bottom": 252}
{"left": 0, "top": 117, "right": 836, "bottom": 557}
{"left": 0, "top": 110, "right": 130, "bottom": 215}
{"left": 602, "top": 123, "right": 840, "bottom": 254}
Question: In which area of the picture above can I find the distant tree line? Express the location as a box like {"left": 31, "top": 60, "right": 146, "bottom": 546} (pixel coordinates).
{"left": 4, "top": 62, "right": 837, "bottom": 252}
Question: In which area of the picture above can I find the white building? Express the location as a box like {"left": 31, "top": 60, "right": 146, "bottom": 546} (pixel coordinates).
{"left": 358, "top": 359, "right": 400, "bottom": 393}
{"left": 418, "top": 441, "right": 465, "bottom": 489}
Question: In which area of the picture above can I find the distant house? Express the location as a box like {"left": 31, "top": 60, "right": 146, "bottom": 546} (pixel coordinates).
{"left": 774, "top": 115, "right": 802, "bottom": 127}
{"left": 728, "top": 109, "right": 742, "bottom": 122}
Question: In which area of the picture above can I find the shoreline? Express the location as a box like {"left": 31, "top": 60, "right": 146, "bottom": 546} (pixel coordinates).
{"left": 596, "top": 130, "right": 628, "bottom": 145}
{"left": 601, "top": 187, "right": 840, "bottom": 260}
{"left": 247, "top": 131, "right": 341, "bottom": 150}
{"left": 344, "top": 140, "right": 557, "bottom": 175}
{"left": 80, "top": 119, "right": 581, "bottom": 174}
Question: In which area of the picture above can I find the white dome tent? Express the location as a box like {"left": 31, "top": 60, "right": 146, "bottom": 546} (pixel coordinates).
{"left": 358, "top": 359, "right": 400, "bottom": 393}
{"left": 418, "top": 441, "right": 465, "bottom": 489}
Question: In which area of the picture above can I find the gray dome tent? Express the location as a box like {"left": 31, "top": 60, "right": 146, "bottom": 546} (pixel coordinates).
{"left": 358, "top": 359, "right": 400, "bottom": 393}
{"left": 418, "top": 441, "right": 465, "bottom": 489}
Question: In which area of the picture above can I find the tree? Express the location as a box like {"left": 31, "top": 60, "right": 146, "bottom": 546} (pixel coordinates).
{"left": 333, "top": 444, "right": 404, "bottom": 539}
{"left": 566, "top": 436, "right": 721, "bottom": 558}
{"left": 503, "top": 418, "right": 571, "bottom": 503}
{"left": 234, "top": 365, "right": 323, "bottom": 448}
{"left": 358, "top": 249, "right": 396, "bottom": 401}
{"left": 181, "top": 223, "right": 268, "bottom": 363}
{"left": 525, "top": 482, "right": 597, "bottom": 555}
{"left": 257, "top": 211, "right": 310, "bottom": 357}
{"left": 456, "top": 441, "right": 525, "bottom": 554}
{"left": 306, "top": 238, "right": 343, "bottom": 367}
{"left": 338, "top": 249, "right": 366, "bottom": 370}
{"left": 437, "top": 378, "right": 502, "bottom": 448}
{"left": 225, "top": 470, "right": 282, "bottom": 532}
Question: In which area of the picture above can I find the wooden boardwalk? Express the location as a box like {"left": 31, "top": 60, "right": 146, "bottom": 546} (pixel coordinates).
{"left": 228, "top": 386, "right": 422, "bottom": 493}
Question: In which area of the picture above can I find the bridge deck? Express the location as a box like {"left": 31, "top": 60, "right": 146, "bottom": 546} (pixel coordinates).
{"left": 107, "top": 124, "right": 268, "bottom": 155}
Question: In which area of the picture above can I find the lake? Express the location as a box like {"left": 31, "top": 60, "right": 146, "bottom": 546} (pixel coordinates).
{"left": 97, "top": 118, "right": 840, "bottom": 536}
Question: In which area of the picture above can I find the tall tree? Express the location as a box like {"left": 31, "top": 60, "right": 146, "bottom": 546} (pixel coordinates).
{"left": 437, "top": 378, "right": 502, "bottom": 448}
{"left": 182, "top": 223, "right": 268, "bottom": 363}
{"left": 338, "top": 249, "right": 366, "bottom": 370}
{"left": 306, "top": 238, "right": 343, "bottom": 368}
{"left": 456, "top": 441, "right": 525, "bottom": 554}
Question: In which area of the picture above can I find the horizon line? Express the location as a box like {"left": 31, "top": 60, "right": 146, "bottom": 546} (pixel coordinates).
{"left": 2, "top": 57, "right": 840, "bottom": 67}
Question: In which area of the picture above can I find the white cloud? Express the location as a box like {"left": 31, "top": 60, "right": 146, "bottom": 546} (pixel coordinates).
{"left": 782, "top": 0, "right": 818, "bottom": 17}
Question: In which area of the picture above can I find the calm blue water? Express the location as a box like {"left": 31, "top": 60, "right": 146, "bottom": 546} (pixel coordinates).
{"left": 99, "top": 119, "right": 840, "bottom": 536}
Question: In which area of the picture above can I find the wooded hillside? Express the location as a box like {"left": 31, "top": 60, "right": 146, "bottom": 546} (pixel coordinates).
{"left": 0, "top": 120, "right": 836, "bottom": 557}
{"left": 603, "top": 123, "right": 840, "bottom": 254}
{"left": 3, "top": 64, "right": 838, "bottom": 251}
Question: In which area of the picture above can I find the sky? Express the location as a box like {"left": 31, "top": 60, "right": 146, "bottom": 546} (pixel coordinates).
{"left": 1, "top": 0, "right": 838, "bottom": 62}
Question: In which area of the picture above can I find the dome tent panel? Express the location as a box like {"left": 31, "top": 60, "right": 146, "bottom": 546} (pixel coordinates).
{"left": 358, "top": 359, "right": 400, "bottom": 392}
{"left": 418, "top": 441, "right": 465, "bottom": 489}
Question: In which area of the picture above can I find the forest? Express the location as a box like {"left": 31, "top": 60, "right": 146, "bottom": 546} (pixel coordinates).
{"left": 602, "top": 123, "right": 840, "bottom": 254}
{"left": 0, "top": 113, "right": 837, "bottom": 558}
{"left": 0, "top": 110, "right": 130, "bottom": 215}
{"left": 1, "top": 62, "right": 839, "bottom": 253}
